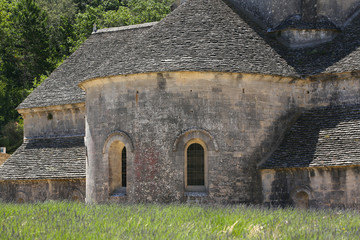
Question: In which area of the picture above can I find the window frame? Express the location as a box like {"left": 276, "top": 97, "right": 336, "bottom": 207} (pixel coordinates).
{"left": 184, "top": 139, "right": 208, "bottom": 192}
{"left": 108, "top": 141, "right": 126, "bottom": 196}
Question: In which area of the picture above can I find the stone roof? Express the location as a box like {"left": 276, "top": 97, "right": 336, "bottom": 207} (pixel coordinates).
{"left": 270, "top": 12, "right": 360, "bottom": 76}
{"left": 271, "top": 15, "right": 340, "bottom": 31}
{"left": 17, "top": 0, "right": 360, "bottom": 110}
{"left": 0, "top": 136, "right": 85, "bottom": 180}
{"left": 83, "top": 0, "right": 297, "bottom": 81}
{"left": 261, "top": 105, "right": 360, "bottom": 169}
{"left": 17, "top": 22, "right": 156, "bottom": 110}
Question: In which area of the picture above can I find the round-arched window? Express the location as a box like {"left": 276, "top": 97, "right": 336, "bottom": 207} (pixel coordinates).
{"left": 187, "top": 143, "right": 205, "bottom": 186}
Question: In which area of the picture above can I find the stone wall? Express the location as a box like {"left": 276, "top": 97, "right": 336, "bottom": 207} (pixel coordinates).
{"left": 261, "top": 166, "right": 360, "bottom": 209}
{"left": 18, "top": 103, "right": 85, "bottom": 139}
{"left": 81, "top": 71, "right": 360, "bottom": 204}
{"left": 0, "top": 179, "right": 85, "bottom": 203}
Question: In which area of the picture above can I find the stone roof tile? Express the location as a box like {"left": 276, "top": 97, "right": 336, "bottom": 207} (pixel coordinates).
{"left": 17, "top": 0, "right": 360, "bottom": 109}
{"left": 261, "top": 105, "right": 360, "bottom": 169}
{"left": 17, "top": 22, "right": 156, "bottom": 109}
{"left": 0, "top": 136, "right": 85, "bottom": 180}
{"left": 85, "top": 0, "right": 297, "bottom": 80}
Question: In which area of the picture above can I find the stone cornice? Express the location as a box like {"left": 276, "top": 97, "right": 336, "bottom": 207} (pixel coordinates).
{"left": 18, "top": 102, "right": 85, "bottom": 115}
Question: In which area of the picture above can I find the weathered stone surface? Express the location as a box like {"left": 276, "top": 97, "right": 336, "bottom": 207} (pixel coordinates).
{"left": 261, "top": 166, "right": 360, "bottom": 209}
{"left": 19, "top": 104, "right": 85, "bottom": 139}
{"left": 0, "top": 179, "right": 85, "bottom": 203}
{"left": 82, "top": 71, "right": 360, "bottom": 204}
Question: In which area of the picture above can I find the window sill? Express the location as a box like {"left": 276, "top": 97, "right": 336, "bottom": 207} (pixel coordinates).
{"left": 111, "top": 192, "right": 126, "bottom": 197}
{"left": 184, "top": 192, "right": 208, "bottom": 197}
{"left": 110, "top": 187, "right": 126, "bottom": 197}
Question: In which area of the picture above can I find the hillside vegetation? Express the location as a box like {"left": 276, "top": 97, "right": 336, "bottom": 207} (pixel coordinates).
{"left": 1, "top": 202, "right": 360, "bottom": 239}
{"left": 0, "top": 0, "right": 173, "bottom": 153}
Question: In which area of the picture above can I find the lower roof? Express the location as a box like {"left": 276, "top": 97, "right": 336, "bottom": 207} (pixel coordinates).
{"left": 261, "top": 105, "right": 360, "bottom": 169}
{"left": 0, "top": 136, "right": 85, "bottom": 180}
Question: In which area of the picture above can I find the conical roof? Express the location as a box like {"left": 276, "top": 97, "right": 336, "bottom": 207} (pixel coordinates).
{"left": 83, "top": 0, "right": 298, "bottom": 81}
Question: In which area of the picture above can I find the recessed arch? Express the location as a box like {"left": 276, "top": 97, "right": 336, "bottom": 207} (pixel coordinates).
{"left": 291, "top": 186, "right": 312, "bottom": 209}
{"left": 69, "top": 188, "right": 84, "bottom": 202}
{"left": 103, "top": 131, "right": 134, "bottom": 197}
{"left": 185, "top": 139, "right": 208, "bottom": 192}
{"left": 16, "top": 191, "right": 29, "bottom": 203}
{"left": 103, "top": 131, "right": 134, "bottom": 154}
{"left": 173, "top": 128, "right": 218, "bottom": 194}
{"left": 173, "top": 128, "right": 219, "bottom": 152}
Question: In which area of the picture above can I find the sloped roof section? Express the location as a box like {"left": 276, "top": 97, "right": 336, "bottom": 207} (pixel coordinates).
{"left": 17, "top": 22, "right": 156, "bottom": 110}
{"left": 83, "top": 0, "right": 298, "bottom": 81}
{"left": 261, "top": 105, "right": 360, "bottom": 169}
{"left": 0, "top": 136, "right": 85, "bottom": 180}
{"left": 270, "top": 12, "right": 360, "bottom": 76}
{"left": 18, "top": 0, "right": 360, "bottom": 110}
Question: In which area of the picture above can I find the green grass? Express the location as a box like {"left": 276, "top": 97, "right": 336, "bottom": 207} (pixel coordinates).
{"left": 1, "top": 202, "right": 360, "bottom": 239}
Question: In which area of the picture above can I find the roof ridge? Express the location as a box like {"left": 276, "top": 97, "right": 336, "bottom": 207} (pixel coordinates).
{"left": 92, "top": 22, "right": 158, "bottom": 34}
{"left": 24, "top": 134, "right": 85, "bottom": 140}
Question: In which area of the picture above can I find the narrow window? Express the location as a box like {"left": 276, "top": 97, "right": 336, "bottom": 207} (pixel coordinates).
{"left": 187, "top": 143, "right": 204, "bottom": 187}
{"left": 122, "top": 147, "right": 126, "bottom": 187}
{"left": 109, "top": 141, "right": 126, "bottom": 195}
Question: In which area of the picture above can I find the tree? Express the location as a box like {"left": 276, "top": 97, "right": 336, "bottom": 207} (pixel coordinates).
{"left": 0, "top": 0, "right": 53, "bottom": 153}
{"left": 11, "top": 0, "right": 53, "bottom": 87}
{"left": 127, "top": 0, "right": 173, "bottom": 24}
{"left": 36, "top": 0, "right": 78, "bottom": 59}
{"left": 0, "top": 121, "right": 23, "bottom": 154}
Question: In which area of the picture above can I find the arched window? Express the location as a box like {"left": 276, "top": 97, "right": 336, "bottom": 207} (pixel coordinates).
{"left": 293, "top": 191, "right": 309, "bottom": 209}
{"left": 187, "top": 143, "right": 204, "bottom": 186}
{"left": 109, "top": 141, "right": 126, "bottom": 195}
{"left": 173, "top": 129, "right": 217, "bottom": 195}
{"left": 185, "top": 141, "right": 207, "bottom": 192}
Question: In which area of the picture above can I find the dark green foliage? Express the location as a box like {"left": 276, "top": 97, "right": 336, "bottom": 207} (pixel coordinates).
{"left": 0, "top": 121, "right": 23, "bottom": 153}
{"left": 12, "top": 0, "right": 53, "bottom": 87}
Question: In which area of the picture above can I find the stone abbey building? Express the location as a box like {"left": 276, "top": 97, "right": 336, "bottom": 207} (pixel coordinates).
{"left": 1, "top": 0, "right": 360, "bottom": 208}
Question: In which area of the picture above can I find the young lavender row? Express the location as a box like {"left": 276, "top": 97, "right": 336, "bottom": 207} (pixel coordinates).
{"left": 1, "top": 202, "right": 360, "bottom": 239}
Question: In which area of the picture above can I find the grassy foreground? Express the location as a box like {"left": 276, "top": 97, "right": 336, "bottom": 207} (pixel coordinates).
{"left": 1, "top": 202, "right": 360, "bottom": 239}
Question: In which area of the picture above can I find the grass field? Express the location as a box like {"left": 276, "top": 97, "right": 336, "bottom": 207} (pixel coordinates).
{"left": 1, "top": 202, "right": 360, "bottom": 239}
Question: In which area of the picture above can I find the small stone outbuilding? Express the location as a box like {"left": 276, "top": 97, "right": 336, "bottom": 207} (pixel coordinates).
{"left": 2, "top": 0, "right": 360, "bottom": 208}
